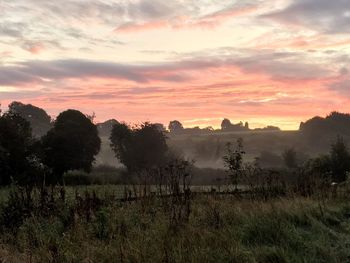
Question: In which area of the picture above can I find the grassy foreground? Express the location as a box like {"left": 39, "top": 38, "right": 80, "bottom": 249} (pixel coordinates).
{"left": 0, "top": 193, "right": 350, "bottom": 263}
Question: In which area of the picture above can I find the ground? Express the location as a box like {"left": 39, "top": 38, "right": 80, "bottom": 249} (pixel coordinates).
{"left": 0, "top": 187, "right": 349, "bottom": 263}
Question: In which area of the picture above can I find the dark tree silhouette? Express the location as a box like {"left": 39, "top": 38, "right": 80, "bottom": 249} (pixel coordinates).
{"left": 221, "top": 118, "right": 249, "bottom": 131}
{"left": 300, "top": 112, "right": 350, "bottom": 148}
{"left": 0, "top": 111, "right": 39, "bottom": 185}
{"left": 110, "top": 122, "right": 168, "bottom": 172}
{"left": 8, "top": 101, "right": 52, "bottom": 137}
{"left": 154, "top": 123, "right": 167, "bottom": 133}
{"left": 223, "top": 138, "right": 245, "bottom": 189}
{"left": 221, "top": 118, "right": 232, "bottom": 131}
{"left": 330, "top": 136, "right": 350, "bottom": 182}
{"left": 168, "top": 120, "right": 184, "bottom": 133}
{"left": 305, "top": 136, "right": 350, "bottom": 183}
{"left": 41, "top": 110, "right": 101, "bottom": 183}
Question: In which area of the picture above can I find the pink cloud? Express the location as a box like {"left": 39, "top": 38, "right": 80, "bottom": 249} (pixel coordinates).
{"left": 1, "top": 52, "right": 349, "bottom": 130}
{"left": 22, "top": 42, "right": 46, "bottom": 54}
{"left": 251, "top": 33, "right": 350, "bottom": 50}
{"left": 1, "top": 66, "right": 345, "bottom": 129}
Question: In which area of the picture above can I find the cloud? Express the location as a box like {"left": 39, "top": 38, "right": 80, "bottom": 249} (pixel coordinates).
{"left": 22, "top": 42, "right": 46, "bottom": 54}
{"left": 234, "top": 52, "right": 331, "bottom": 80}
{"left": 115, "top": 2, "right": 260, "bottom": 33}
{"left": 127, "top": 0, "right": 183, "bottom": 20}
{"left": 0, "top": 59, "right": 195, "bottom": 86}
{"left": 115, "top": 21, "right": 169, "bottom": 33}
{"left": 190, "top": 4, "right": 259, "bottom": 28}
{"left": 0, "top": 23, "right": 23, "bottom": 38}
{"left": 0, "top": 49, "right": 336, "bottom": 88}
{"left": 0, "top": 1, "right": 127, "bottom": 53}
{"left": 327, "top": 67, "right": 350, "bottom": 97}
{"left": 264, "top": 0, "right": 350, "bottom": 34}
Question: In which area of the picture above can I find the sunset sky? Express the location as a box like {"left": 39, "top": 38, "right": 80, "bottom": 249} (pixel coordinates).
{"left": 1, "top": 0, "right": 350, "bottom": 129}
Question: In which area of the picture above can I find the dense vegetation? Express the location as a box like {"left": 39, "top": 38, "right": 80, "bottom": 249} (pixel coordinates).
{"left": 1, "top": 101, "right": 350, "bottom": 262}
{"left": 0, "top": 191, "right": 349, "bottom": 263}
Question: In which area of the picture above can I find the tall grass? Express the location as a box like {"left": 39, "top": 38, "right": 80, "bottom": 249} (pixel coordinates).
{"left": 0, "top": 191, "right": 349, "bottom": 262}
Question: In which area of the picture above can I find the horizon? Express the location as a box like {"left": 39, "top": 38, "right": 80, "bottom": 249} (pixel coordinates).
{"left": 1, "top": 0, "right": 350, "bottom": 130}
{"left": 0, "top": 100, "right": 342, "bottom": 131}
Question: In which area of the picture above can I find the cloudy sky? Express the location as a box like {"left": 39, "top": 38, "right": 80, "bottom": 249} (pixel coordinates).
{"left": 1, "top": 0, "right": 350, "bottom": 129}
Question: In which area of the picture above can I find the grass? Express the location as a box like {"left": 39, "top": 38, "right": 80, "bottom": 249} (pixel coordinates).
{"left": 0, "top": 190, "right": 349, "bottom": 262}
{"left": 0, "top": 184, "right": 243, "bottom": 204}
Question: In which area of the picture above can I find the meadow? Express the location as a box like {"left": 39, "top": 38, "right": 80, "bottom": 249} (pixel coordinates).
{"left": 2, "top": 105, "right": 350, "bottom": 262}
{"left": 0, "top": 187, "right": 349, "bottom": 263}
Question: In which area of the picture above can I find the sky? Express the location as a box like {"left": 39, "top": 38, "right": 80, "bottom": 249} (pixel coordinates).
{"left": 1, "top": 0, "right": 350, "bottom": 130}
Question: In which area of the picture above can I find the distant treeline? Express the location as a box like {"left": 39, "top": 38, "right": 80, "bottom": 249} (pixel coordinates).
{"left": 2, "top": 101, "right": 282, "bottom": 138}
{"left": 2, "top": 100, "right": 350, "bottom": 190}
{"left": 7, "top": 101, "right": 350, "bottom": 139}
{"left": 3, "top": 101, "right": 350, "bottom": 168}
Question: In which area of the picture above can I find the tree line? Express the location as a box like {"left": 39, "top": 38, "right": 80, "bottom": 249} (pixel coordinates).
{"left": 2, "top": 101, "right": 350, "bottom": 190}
{"left": 0, "top": 103, "right": 172, "bottom": 187}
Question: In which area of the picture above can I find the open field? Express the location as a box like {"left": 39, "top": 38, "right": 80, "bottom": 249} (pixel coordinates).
{"left": 0, "top": 192, "right": 349, "bottom": 263}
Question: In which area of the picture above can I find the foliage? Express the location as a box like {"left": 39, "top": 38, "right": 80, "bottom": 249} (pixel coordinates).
{"left": 0, "top": 191, "right": 350, "bottom": 262}
{"left": 164, "top": 159, "right": 193, "bottom": 227}
{"left": 8, "top": 101, "right": 52, "bottom": 137}
{"left": 304, "top": 137, "right": 350, "bottom": 183}
{"left": 0, "top": 111, "right": 44, "bottom": 186}
{"left": 221, "top": 118, "right": 232, "bottom": 130}
{"left": 300, "top": 112, "right": 350, "bottom": 150}
{"left": 330, "top": 136, "right": 350, "bottom": 182}
{"left": 223, "top": 138, "right": 245, "bottom": 188}
{"left": 168, "top": 120, "right": 184, "bottom": 133}
{"left": 41, "top": 110, "right": 101, "bottom": 183}
{"left": 221, "top": 118, "right": 249, "bottom": 131}
{"left": 110, "top": 122, "right": 168, "bottom": 172}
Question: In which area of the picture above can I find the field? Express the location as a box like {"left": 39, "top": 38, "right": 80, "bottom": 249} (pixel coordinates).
{"left": 0, "top": 184, "right": 240, "bottom": 204}
{"left": 0, "top": 185, "right": 349, "bottom": 262}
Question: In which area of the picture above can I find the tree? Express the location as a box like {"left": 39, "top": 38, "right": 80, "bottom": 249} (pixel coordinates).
{"left": 154, "top": 123, "right": 167, "bottom": 133}
{"left": 0, "top": 111, "right": 41, "bottom": 185}
{"left": 223, "top": 138, "right": 245, "bottom": 189}
{"left": 110, "top": 122, "right": 169, "bottom": 172}
{"left": 168, "top": 120, "right": 184, "bottom": 133}
{"left": 221, "top": 118, "right": 232, "bottom": 131}
{"left": 330, "top": 136, "right": 350, "bottom": 182}
{"left": 8, "top": 101, "right": 52, "bottom": 137}
{"left": 97, "top": 119, "right": 119, "bottom": 137}
{"left": 307, "top": 155, "right": 331, "bottom": 178}
{"left": 304, "top": 137, "right": 350, "bottom": 183}
{"left": 282, "top": 148, "right": 298, "bottom": 169}
{"left": 244, "top": 122, "right": 249, "bottom": 129}
{"left": 41, "top": 110, "right": 101, "bottom": 183}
